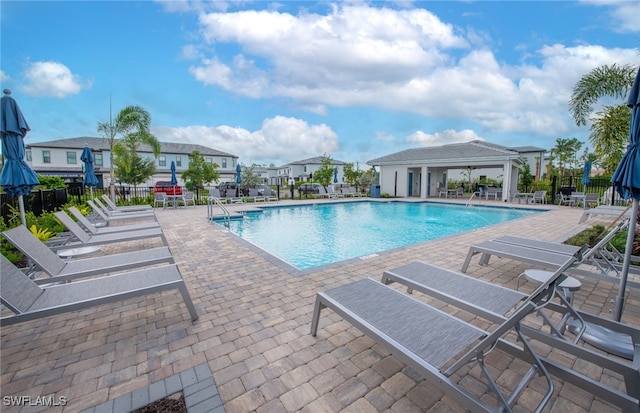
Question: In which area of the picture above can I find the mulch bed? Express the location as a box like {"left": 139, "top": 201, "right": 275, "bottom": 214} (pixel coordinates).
{"left": 133, "top": 393, "right": 187, "bottom": 413}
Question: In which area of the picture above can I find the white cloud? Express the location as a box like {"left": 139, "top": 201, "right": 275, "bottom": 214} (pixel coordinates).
{"left": 22, "top": 61, "right": 89, "bottom": 98}
{"left": 0, "top": 70, "right": 9, "bottom": 82}
{"left": 405, "top": 129, "right": 483, "bottom": 146}
{"left": 152, "top": 115, "right": 338, "bottom": 165}
{"left": 580, "top": 0, "right": 640, "bottom": 33}
{"left": 183, "top": 3, "right": 636, "bottom": 140}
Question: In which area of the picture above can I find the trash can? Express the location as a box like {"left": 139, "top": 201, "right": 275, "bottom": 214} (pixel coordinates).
{"left": 370, "top": 184, "right": 381, "bottom": 198}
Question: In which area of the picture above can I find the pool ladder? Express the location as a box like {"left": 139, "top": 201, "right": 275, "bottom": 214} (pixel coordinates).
{"left": 207, "top": 196, "right": 231, "bottom": 228}
{"left": 465, "top": 192, "right": 482, "bottom": 207}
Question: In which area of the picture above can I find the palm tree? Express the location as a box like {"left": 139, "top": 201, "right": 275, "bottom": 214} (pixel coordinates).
{"left": 97, "top": 105, "right": 156, "bottom": 201}
{"left": 569, "top": 63, "right": 637, "bottom": 173}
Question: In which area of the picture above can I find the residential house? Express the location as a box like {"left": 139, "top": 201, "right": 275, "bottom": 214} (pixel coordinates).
{"left": 25, "top": 137, "right": 238, "bottom": 189}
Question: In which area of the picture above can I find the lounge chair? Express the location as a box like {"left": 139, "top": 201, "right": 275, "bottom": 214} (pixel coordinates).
{"left": 326, "top": 186, "right": 344, "bottom": 198}
{"left": 52, "top": 210, "right": 168, "bottom": 249}
{"left": 580, "top": 205, "right": 631, "bottom": 223}
{"left": 263, "top": 187, "right": 278, "bottom": 202}
{"left": 101, "top": 194, "right": 153, "bottom": 212}
{"left": 246, "top": 188, "right": 265, "bottom": 203}
{"left": 2, "top": 225, "right": 174, "bottom": 284}
{"left": 380, "top": 261, "right": 639, "bottom": 411}
{"left": 314, "top": 186, "right": 330, "bottom": 199}
{"left": 340, "top": 187, "right": 354, "bottom": 197}
{"left": 68, "top": 207, "right": 159, "bottom": 234}
{"left": 88, "top": 199, "right": 156, "bottom": 223}
{"left": 223, "top": 190, "right": 243, "bottom": 204}
{"left": 0, "top": 255, "right": 198, "bottom": 326}
{"left": 311, "top": 253, "right": 582, "bottom": 412}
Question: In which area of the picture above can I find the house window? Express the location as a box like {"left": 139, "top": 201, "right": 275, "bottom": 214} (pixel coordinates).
{"left": 67, "top": 151, "right": 77, "bottom": 164}
{"left": 159, "top": 156, "right": 166, "bottom": 167}
{"left": 95, "top": 153, "right": 103, "bottom": 166}
{"left": 176, "top": 156, "right": 182, "bottom": 167}
{"left": 206, "top": 158, "right": 212, "bottom": 164}
{"left": 221, "top": 158, "right": 227, "bottom": 168}
{"left": 26, "top": 151, "right": 32, "bottom": 161}
{"left": 43, "top": 150, "right": 51, "bottom": 164}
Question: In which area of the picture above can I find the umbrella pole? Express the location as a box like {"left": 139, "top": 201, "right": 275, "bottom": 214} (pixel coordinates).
{"left": 613, "top": 198, "right": 638, "bottom": 321}
{"left": 18, "top": 195, "right": 27, "bottom": 227}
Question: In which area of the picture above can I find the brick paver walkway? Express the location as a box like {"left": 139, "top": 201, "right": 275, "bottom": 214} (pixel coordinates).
{"left": 1, "top": 198, "right": 637, "bottom": 412}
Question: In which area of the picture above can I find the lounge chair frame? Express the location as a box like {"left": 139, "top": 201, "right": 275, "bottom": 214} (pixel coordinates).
{"left": 68, "top": 206, "right": 159, "bottom": 235}
{"left": 380, "top": 261, "right": 640, "bottom": 411}
{"left": 310, "top": 253, "right": 585, "bottom": 412}
{"left": 2, "top": 225, "right": 174, "bottom": 284}
{"left": 0, "top": 255, "right": 198, "bottom": 326}
{"left": 53, "top": 211, "right": 168, "bottom": 249}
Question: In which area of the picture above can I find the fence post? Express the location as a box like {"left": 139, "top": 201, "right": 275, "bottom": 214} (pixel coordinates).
{"left": 551, "top": 176, "right": 557, "bottom": 204}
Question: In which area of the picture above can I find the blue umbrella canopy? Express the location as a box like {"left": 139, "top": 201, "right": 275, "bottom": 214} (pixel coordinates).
{"left": 0, "top": 90, "right": 39, "bottom": 198}
{"left": 610, "top": 66, "right": 640, "bottom": 321}
{"left": 581, "top": 161, "right": 592, "bottom": 187}
{"left": 80, "top": 145, "right": 99, "bottom": 188}
{"left": 235, "top": 164, "right": 242, "bottom": 184}
{"left": 170, "top": 161, "right": 178, "bottom": 186}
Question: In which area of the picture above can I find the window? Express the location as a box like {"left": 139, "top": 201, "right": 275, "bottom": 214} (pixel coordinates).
{"left": 67, "top": 151, "right": 77, "bottom": 164}
{"left": 159, "top": 156, "right": 166, "bottom": 167}
{"left": 206, "top": 157, "right": 212, "bottom": 164}
{"left": 95, "top": 153, "right": 103, "bottom": 166}
{"left": 221, "top": 158, "right": 227, "bottom": 168}
{"left": 176, "top": 156, "right": 181, "bottom": 167}
{"left": 43, "top": 150, "right": 51, "bottom": 164}
{"left": 26, "top": 151, "right": 32, "bottom": 161}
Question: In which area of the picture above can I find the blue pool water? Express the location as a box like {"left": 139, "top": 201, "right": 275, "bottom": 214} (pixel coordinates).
{"left": 219, "top": 201, "right": 541, "bottom": 270}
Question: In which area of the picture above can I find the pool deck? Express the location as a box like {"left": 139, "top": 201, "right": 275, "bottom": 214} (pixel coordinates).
{"left": 1, "top": 197, "right": 638, "bottom": 412}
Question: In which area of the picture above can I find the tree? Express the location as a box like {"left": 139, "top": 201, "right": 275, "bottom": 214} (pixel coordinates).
{"left": 97, "top": 105, "right": 156, "bottom": 202}
{"left": 343, "top": 162, "right": 362, "bottom": 186}
{"left": 518, "top": 159, "right": 533, "bottom": 191}
{"left": 240, "top": 165, "right": 261, "bottom": 190}
{"left": 552, "top": 137, "right": 582, "bottom": 177}
{"left": 569, "top": 63, "right": 637, "bottom": 174}
{"left": 589, "top": 105, "right": 629, "bottom": 173}
{"left": 181, "top": 151, "right": 218, "bottom": 192}
{"left": 113, "top": 151, "right": 155, "bottom": 189}
{"left": 314, "top": 155, "right": 335, "bottom": 188}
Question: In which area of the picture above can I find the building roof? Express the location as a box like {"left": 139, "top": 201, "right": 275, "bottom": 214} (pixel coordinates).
{"left": 26, "top": 137, "right": 237, "bottom": 158}
{"left": 284, "top": 156, "right": 348, "bottom": 167}
{"left": 367, "top": 140, "right": 525, "bottom": 165}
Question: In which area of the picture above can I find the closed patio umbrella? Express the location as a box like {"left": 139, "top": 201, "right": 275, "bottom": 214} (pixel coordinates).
{"left": 611, "top": 66, "right": 640, "bottom": 321}
{"left": 170, "top": 160, "right": 177, "bottom": 191}
{"left": 582, "top": 161, "right": 591, "bottom": 187}
{"left": 333, "top": 167, "right": 338, "bottom": 184}
{"left": 0, "top": 89, "right": 39, "bottom": 226}
{"left": 81, "top": 145, "right": 99, "bottom": 197}
{"left": 235, "top": 164, "right": 241, "bottom": 197}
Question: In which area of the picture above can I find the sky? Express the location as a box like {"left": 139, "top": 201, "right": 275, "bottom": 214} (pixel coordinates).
{"left": 1, "top": 1, "right": 639, "bottom": 168}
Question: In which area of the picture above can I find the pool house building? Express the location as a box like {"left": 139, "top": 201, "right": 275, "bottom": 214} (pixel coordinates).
{"left": 367, "top": 140, "right": 546, "bottom": 201}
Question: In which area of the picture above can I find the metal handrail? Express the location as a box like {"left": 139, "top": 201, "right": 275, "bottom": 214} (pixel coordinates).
{"left": 207, "top": 196, "right": 231, "bottom": 227}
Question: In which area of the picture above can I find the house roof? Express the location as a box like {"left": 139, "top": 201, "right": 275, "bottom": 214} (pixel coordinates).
{"left": 26, "top": 137, "right": 237, "bottom": 158}
{"left": 367, "top": 140, "right": 527, "bottom": 165}
{"left": 284, "top": 156, "right": 348, "bottom": 167}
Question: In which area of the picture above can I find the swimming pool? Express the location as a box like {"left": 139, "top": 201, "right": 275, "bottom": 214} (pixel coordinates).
{"left": 218, "top": 201, "right": 541, "bottom": 270}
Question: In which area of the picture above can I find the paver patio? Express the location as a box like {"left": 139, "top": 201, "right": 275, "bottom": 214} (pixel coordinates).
{"left": 1, "top": 198, "right": 638, "bottom": 412}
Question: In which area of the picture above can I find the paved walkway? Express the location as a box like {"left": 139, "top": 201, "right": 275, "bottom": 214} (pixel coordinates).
{"left": 1, "top": 198, "right": 638, "bottom": 412}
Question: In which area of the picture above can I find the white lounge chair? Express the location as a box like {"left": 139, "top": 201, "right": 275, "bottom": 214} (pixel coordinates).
{"left": 101, "top": 194, "right": 153, "bottom": 212}
{"left": 88, "top": 199, "right": 156, "bottom": 223}
{"left": 68, "top": 207, "right": 159, "bottom": 234}
{"left": 2, "top": 225, "right": 174, "bottom": 284}
{"left": 311, "top": 251, "right": 581, "bottom": 412}
{"left": 380, "top": 261, "right": 639, "bottom": 411}
{"left": 0, "top": 255, "right": 198, "bottom": 326}
{"left": 53, "top": 211, "right": 168, "bottom": 249}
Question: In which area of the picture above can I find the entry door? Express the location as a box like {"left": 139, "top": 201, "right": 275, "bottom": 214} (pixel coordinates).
{"left": 408, "top": 172, "right": 413, "bottom": 196}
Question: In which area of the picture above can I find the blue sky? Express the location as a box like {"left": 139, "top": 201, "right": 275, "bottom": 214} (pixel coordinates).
{"left": 1, "top": 1, "right": 638, "bottom": 167}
